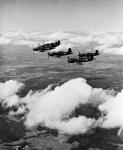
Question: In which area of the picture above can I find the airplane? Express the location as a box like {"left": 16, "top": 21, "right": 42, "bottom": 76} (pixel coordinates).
{"left": 33, "top": 40, "right": 61, "bottom": 52}
{"left": 78, "top": 50, "right": 99, "bottom": 57}
{"left": 48, "top": 48, "right": 73, "bottom": 58}
{"left": 67, "top": 54, "right": 94, "bottom": 65}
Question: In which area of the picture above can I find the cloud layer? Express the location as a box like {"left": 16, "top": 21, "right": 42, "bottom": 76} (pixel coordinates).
{"left": 1, "top": 78, "right": 123, "bottom": 135}
{"left": 1, "top": 31, "right": 123, "bottom": 55}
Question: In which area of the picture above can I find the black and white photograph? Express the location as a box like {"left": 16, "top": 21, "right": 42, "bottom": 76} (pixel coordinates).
{"left": 0, "top": 0, "right": 123, "bottom": 149}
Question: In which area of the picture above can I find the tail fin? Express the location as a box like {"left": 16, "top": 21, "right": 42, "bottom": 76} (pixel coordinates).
{"left": 68, "top": 48, "right": 72, "bottom": 54}
{"left": 95, "top": 50, "right": 99, "bottom": 55}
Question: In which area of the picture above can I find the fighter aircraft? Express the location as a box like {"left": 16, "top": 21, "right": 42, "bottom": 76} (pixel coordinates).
{"left": 67, "top": 54, "right": 94, "bottom": 65}
{"left": 33, "top": 40, "right": 61, "bottom": 52}
{"left": 78, "top": 50, "right": 99, "bottom": 57}
{"left": 48, "top": 48, "right": 73, "bottom": 58}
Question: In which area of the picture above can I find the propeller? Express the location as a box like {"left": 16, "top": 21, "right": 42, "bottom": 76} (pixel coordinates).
{"left": 67, "top": 56, "right": 70, "bottom": 62}
{"left": 48, "top": 52, "right": 50, "bottom": 59}
{"left": 78, "top": 51, "right": 81, "bottom": 57}
{"left": 67, "top": 56, "right": 70, "bottom": 67}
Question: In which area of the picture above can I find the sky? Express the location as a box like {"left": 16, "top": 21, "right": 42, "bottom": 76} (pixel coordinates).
{"left": 0, "top": 0, "right": 123, "bottom": 32}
